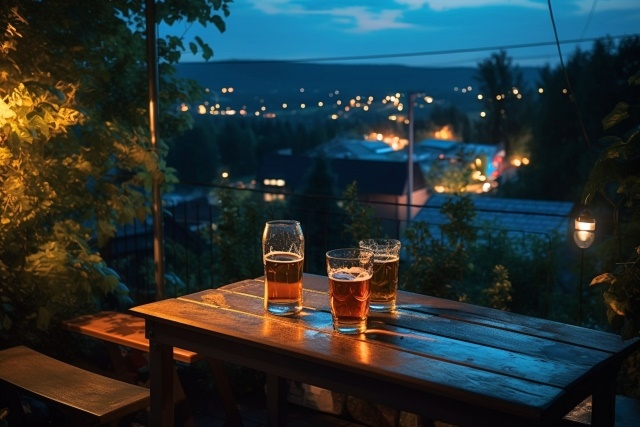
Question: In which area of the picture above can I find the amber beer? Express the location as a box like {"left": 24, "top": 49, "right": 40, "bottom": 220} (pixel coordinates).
{"left": 264, "top": 251, "right": 304, "bottom": 315}
{"left": 370, "top": 255, "right": 400, "bottom": 311}
{"left": 359, "top": 239, "right": 401, "bottom": 312}
{"left": 329, "top": 270, "right": 371, "bottom": 334}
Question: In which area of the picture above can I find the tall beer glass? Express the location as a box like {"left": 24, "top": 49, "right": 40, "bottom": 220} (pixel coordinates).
{"left": 262, "top": 220, "right": 304, "bottom": 316}
{"left": 359, "top": 239, "right": 401, "bottom": 312}
{"left": 326, "top": 248, "right": 373, "bottom": 334}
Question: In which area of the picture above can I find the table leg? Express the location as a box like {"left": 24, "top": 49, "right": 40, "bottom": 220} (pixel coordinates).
{"left": 267, "top": 374, "right": 288, "bottom": 427}
{"left": 149, "top": 334, "right": 174, "bottom": 427}
{"left": 591, "top": 374, "right": 616, "bottom": 427}
{"left": 206, "top": 358, "right": 244, "bottom": 426}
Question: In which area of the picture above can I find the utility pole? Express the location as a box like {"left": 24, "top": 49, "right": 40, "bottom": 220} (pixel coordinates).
{"left": 145, "top": 0, "right": 165, "bottom": 300}
{"left": 407, "top": 92, "right": 423, "bottom": 225}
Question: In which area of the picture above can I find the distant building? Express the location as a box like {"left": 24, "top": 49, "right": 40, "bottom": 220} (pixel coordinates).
{"left": 256, "top": 152, "right": 428, "bottom": 227}
{"left": 412, "top": 139, "right": 505, "bottom": 182}
{"left": 312, "top": 138, "right": 403, "bottom": 161}
{"left": 311, "top": 137, "right": 506, "bottom": 194}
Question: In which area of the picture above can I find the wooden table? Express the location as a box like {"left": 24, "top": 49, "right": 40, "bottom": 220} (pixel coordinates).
{"left": 131, "top": 273, "right": 640, "bottom": 427}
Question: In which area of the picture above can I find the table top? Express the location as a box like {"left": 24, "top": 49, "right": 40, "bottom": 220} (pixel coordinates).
{"left": 131, "top": 273, "right": 640, "bottom": 426}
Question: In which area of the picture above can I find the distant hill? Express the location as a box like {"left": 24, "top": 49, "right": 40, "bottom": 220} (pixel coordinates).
{"left": 175, "top": 61, "right": 543, "bottom": 113}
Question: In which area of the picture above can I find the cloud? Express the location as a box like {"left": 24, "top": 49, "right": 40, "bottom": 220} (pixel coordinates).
{"left": 324, "top": 7, "right": 413, "bottom": 32}
{"left": 247, "top": 1, "right": 413, "bottom": 32}
{"left": 574, "top": 0, "right": 640, "bottom": 14}
{"left": 393, "top": 0, "right": 546, "bottom": 11}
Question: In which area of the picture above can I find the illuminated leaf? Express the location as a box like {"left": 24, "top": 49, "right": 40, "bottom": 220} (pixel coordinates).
{"left": 590, "top": 273, "right": 617, "bottom": 287}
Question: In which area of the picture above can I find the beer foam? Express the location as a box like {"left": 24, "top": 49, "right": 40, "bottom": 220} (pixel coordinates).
{"left": 332, "top": 272, "right": 356, "bottom": 281}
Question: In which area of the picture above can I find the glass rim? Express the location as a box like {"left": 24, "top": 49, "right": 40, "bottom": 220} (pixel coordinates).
{"left": 265, "top": 219, "right": 300, "bottom": 226}
{"left": 359, "top": 238, "right": 401, "bottom": 248}
{"left": 326, "top": 248, "right": 374, "bottom": 260}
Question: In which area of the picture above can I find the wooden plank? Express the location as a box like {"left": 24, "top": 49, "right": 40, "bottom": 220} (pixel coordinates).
{"left": 133, "top": 297, "right": 567, "bottom": 421}
{"left": 0, "top": 346, "right": 149, "bottom": 424}
{"left": 182, "top": 286, "right": 612, "bottom": 371}
{"left": 134, "top": 276, "right": 640, "bottom": 427}
{"left": 256, "top": 274, "right": 636, "bottom": 355}
{"left": 63, "top": 311, "right": 201, "bottom": 364}
{"left": 64, "top": 311, "right": 243, "bottom": 426}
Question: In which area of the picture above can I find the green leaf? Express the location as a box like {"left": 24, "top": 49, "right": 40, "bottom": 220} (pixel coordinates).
{"left": 212, "top": 15, "right": 226, "bottom": 33}
{"left": 602, "top": 102, "right": 629, "bottom": 130}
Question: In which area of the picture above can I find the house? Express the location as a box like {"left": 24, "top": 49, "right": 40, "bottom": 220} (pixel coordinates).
{"left": 255, "top": 152, "right": 428, "bottom": 228}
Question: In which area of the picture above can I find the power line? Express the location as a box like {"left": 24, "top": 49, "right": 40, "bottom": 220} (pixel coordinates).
{"left": 206, "top": 34, "right": 637, "bottom": 65}
{"left": 547, "top": 0, "right": 591, "bottom": 149}
{"left": 580, "top": 0, "right": 599, "bottom": 40}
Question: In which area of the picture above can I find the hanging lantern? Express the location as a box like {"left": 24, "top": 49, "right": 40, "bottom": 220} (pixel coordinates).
{"left": 573, "top": 209, "right": 596, "bottom": 249}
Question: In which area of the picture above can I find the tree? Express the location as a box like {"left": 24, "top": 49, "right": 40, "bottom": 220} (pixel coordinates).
{"left": 0, "top": 0, "right": 231, "bottom": 346}
{"left": 288, "top": 154, "right": 342, "bottom": 273}
{"left": 341, "top": 182, "right": 384, "bottom": 245}
{"left": 506, "top": 36, "right": 640, "bottom": 201}
{"left": 168, "top": 116, "right": 220, "bottom": 183}
{"left": 473, "top": 50, "right": 532, "bottom": 159}
{"left": 401, "top": 196, "right": 477, "bottom": 298}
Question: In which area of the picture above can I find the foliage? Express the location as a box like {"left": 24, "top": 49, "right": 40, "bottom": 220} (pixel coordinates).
{"left": 482, "top": 265, "right": 512, "bottom": 311}
{"left": 503, "top": 36, "right": 640, "bottom": 201}
{"left": 591, "top": 247, "right": 640, "bottom": 339}
{"left": 288, "top": 154, "right": 343, "bottom": 273}
{"left": 466, "top": 228, "right": 560, "bottom": 317}
{"left": 213, "top": 187, "right": 283, "bottom": 285}
{"left": 0, "top": 0, "right": 231, "bottom": 346}
{"left": 584, "top": 68, "right": 640, "bottom": 340}
{"left": 423, "top": 147, "right": 475, "bottom": 194}
{"left": 401, "top": 196, "right": 476, "bottom": 299}
{"left": 473, "top": 50, "right": 532, "bottom": 159}
{"left": 340, "top": 182, "right": 384, "bottom": 246}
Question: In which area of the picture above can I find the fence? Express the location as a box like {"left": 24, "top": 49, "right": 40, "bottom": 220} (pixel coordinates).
{"left": 104, "top": 183, "right": 583, "bottom": 324}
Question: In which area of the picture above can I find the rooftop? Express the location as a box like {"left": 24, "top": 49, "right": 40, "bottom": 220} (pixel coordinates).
{"left": 415, "top": 194, "right": 574, "bottom": 238}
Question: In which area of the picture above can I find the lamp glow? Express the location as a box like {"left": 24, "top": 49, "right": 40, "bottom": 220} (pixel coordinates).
{"left": 573, "top": 210, "right": 596, "bottom": 249}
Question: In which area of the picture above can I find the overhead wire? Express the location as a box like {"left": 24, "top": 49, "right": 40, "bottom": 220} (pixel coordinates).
{"left": 203, "top": 34, "right": 637, "bottom": 65}
{"left": 580, "top": 0, "right": 599, "bottom": 40}
{"left": 547, "top": 0, "right": 591, "bottom": 148}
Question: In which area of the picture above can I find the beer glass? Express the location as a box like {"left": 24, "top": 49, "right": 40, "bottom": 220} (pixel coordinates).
{"left": 326, "top": 248, "right": 373, "bottom": 334}
{"left": 262, "top": 220, "right": 304, "bottom": 316}
{"left": 359, "top": 239, "right": 401, "bottom": 312}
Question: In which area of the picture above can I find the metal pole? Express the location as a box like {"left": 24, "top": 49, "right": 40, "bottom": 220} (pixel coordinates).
{"left": 145, "top": 0, "right": 165, "bottom": 300}
{"left": 407, "top": 93, "right": 416, "bottom": 225}
{"left": 578, "top": 248, "right": 584, "bottom": 325}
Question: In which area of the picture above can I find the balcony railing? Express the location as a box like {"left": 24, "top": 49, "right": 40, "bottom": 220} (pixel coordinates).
{"left": 103, "top": 183, "right": 597, "bottom": 327}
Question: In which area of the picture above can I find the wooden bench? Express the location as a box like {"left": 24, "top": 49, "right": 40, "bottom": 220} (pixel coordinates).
{"left": 562, "top": 394, "right": 640, "bottom": 427}
{"left": 0, "top": 345, "right": 150, "bottom": 426}
{"left": 63, "top": 310, "right": 242, "bottom": 427}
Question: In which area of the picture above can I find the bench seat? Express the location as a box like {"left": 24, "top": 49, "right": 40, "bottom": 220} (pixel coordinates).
{"left": 0, "top": 345, "right": 149, "bottom": 426}
{"left": 562, "top": 395, "right": 640, "bottom": 427}
{"left": 63, "top": 310, "right": 242, "bottom": 426}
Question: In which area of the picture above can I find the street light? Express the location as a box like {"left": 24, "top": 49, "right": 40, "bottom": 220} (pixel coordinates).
{"left": 574, "top": 208, "right": 596, "bottom": 325}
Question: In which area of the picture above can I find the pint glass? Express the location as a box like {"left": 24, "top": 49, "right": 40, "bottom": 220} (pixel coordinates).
{"left": 326, "top": 248, "right": 373, "bottom": 334}
{"left": 262, "top": 220, "right": 304, "bottom": 316}
{"left": 359, "top": 239, "right": 401, "bottom": 312}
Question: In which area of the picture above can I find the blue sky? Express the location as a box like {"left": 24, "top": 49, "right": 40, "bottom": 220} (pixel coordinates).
{"left": 166, "top": 0, "right": 640, "bottom": 68}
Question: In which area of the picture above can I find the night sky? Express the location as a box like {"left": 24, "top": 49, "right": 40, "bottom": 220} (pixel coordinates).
{"left": 163, "top": 0, "right": 640, "bottom": 68}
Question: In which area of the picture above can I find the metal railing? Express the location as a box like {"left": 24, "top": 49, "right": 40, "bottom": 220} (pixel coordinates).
{"left": 103, "top": 183, "right": 585, "bottom": 325}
